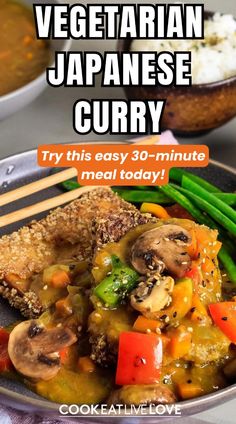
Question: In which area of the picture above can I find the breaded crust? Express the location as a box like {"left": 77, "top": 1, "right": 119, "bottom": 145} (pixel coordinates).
{"left": 0, "top": 188, "right": 151, "bottom": 317}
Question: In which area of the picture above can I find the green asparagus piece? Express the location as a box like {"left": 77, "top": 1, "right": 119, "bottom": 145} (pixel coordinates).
{"left": 94, "top": 255, "right": 139, "bottom": 307}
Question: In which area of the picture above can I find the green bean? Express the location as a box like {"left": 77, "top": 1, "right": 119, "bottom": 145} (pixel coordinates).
{"left": 218, "top": 247, "right": 236, "bottom": 285}
{"left": 61, "top": 181, "right": 172, "bottom": 204}
{"left": 113, "top": 189, "right": 172, "bottom": 204}
{"left": 214, "top": 193, "right": 236, "bottom": 208}
{"left": 135, "top": 186, "right": 150, "bottom": 190}
{"left": 158, "top": 185, "right": 214, "bottom": 227}
{"left": 175, "top": 185, "right": 236, "bottom": 237}
{"left": 61, "top": 180, "right": 80, "bottom": 190}
{"left": 169, "top": 168, "right": 222, "bottom": 193}
{"left": 182, "top": 176, "right": 236, "bottom": 225}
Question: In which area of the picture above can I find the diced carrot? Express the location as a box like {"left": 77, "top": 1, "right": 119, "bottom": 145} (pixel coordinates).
{"left": 60, "top": 347, "right": 69, "bottom": 365}
{"left": 168, "top": 326, "right": 192, "bottom": 359}
{"left": 177, "top": 382, "right": 204, "bottom": 400}
{"left": 23, "top": 35, "right": 33, "bottom": 45}
{"left": 51, "top": 270, "right": 70, "bottom": 288}
{"left": 140, "top": 203, "right": 170, "bottom": 219}
{"left": 55, "top": 297, "right": 72, "bottom": 317}
{"left": 78, "top": 356, "right": 95, "bottom": 373}
{"left": 133, "top": 315, "right": 162, "bottom": 333}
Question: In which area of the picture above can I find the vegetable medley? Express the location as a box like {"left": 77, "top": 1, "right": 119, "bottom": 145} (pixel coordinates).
{"left": 1, "top": 169, "right": 236, "bottom": 406}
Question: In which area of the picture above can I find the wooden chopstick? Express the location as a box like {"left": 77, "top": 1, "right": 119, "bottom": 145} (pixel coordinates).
{"left": 0, "top": 136, "right": 159, "bottom": 209}
{"left": 0, "top": 167, "right": 77, "bottom": 207}
{"left": 0, "top": 186, "right": 105, "bottom": 228}
{"left": 0, "top": 135, "right": 160, "bottom": 228}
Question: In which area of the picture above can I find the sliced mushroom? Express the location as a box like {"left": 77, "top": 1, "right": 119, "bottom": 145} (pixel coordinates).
{"left": 8, "top": 320, "right": 77, "bottom": 381}
{"left": 130, "top": 274, "right": 174, "bottom": 314}
{"left": 107, "top": 384, "right": 177, "bottom": 406}
{"left": 131, "top": 224, "right": 192, "bottom": 278}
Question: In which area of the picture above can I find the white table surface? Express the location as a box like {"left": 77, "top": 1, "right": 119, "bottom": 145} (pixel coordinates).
{"left": 0, "top": 1, "right": 235, "bottom": 423}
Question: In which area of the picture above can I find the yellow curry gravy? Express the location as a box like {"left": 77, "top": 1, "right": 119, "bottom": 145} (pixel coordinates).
{"left": 0, "top": 0, "right": 50, "bottom": 96}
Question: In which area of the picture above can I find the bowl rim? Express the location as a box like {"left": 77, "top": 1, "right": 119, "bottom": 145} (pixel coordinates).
{"left": 0, "top": 143, "right": 236, "bottom": 417}
{"left": 117, "top": 9, "right": 236, "bottom": 89}
{"left": 0, "top": 0, "right": 72, "bottom": 104}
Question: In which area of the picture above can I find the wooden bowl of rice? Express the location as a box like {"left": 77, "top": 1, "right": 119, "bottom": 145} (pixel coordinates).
{"left": 118, "top": 11, "right": 236, "bottom": 136}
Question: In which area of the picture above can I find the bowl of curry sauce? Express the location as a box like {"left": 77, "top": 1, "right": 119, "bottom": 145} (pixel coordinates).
{"left": 0, "top": 0, "right": 71, "bottom": 120}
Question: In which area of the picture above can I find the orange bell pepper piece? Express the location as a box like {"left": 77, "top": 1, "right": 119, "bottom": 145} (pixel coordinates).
{"left": 201, "top": 257, "right": 215, "bottom": 274}
{"left": 187, "top": 229, "right": 198, "bottom": 259}
{"left": 211, "top": 241, "right": 222, "bottom": 257}
{"left": 168, "top": 326, "right": 192, "bottom": 359}
{"left": 190, "top": 294, "right": 211, "bottom": 324}
{"left": 140, "top": 203, "right": 170, "bottom": 219}
{"left": 155, "top": 278, "right": 193, "bottom": 324}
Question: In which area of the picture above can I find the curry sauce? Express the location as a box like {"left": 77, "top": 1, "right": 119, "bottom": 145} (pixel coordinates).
{"left": 0, "top": 0, "right": 50, "bottom": 96}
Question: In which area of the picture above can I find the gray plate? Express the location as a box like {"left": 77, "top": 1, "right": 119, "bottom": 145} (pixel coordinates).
{"left": 0, "top": 148, "right": 236, "bottom": 421}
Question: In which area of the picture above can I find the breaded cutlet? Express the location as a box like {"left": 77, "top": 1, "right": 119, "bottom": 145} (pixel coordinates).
{"left": 0, "top": 188, "right": 153, "bottom": 318}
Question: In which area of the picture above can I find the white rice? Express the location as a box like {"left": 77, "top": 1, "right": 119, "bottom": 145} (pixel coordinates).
{"left": 131, "top": 13, "right": 236, "bottom": 84}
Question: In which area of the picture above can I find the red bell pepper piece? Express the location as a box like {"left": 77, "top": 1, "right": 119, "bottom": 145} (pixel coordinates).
{"left": 209, "top": 302, "right": 236, "bottom": 342}
{"left": 0, "top": 328, "right": 12, "bottom": 373}
{"left": 115, "top": 331, "right": 162, "bottom": 386}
